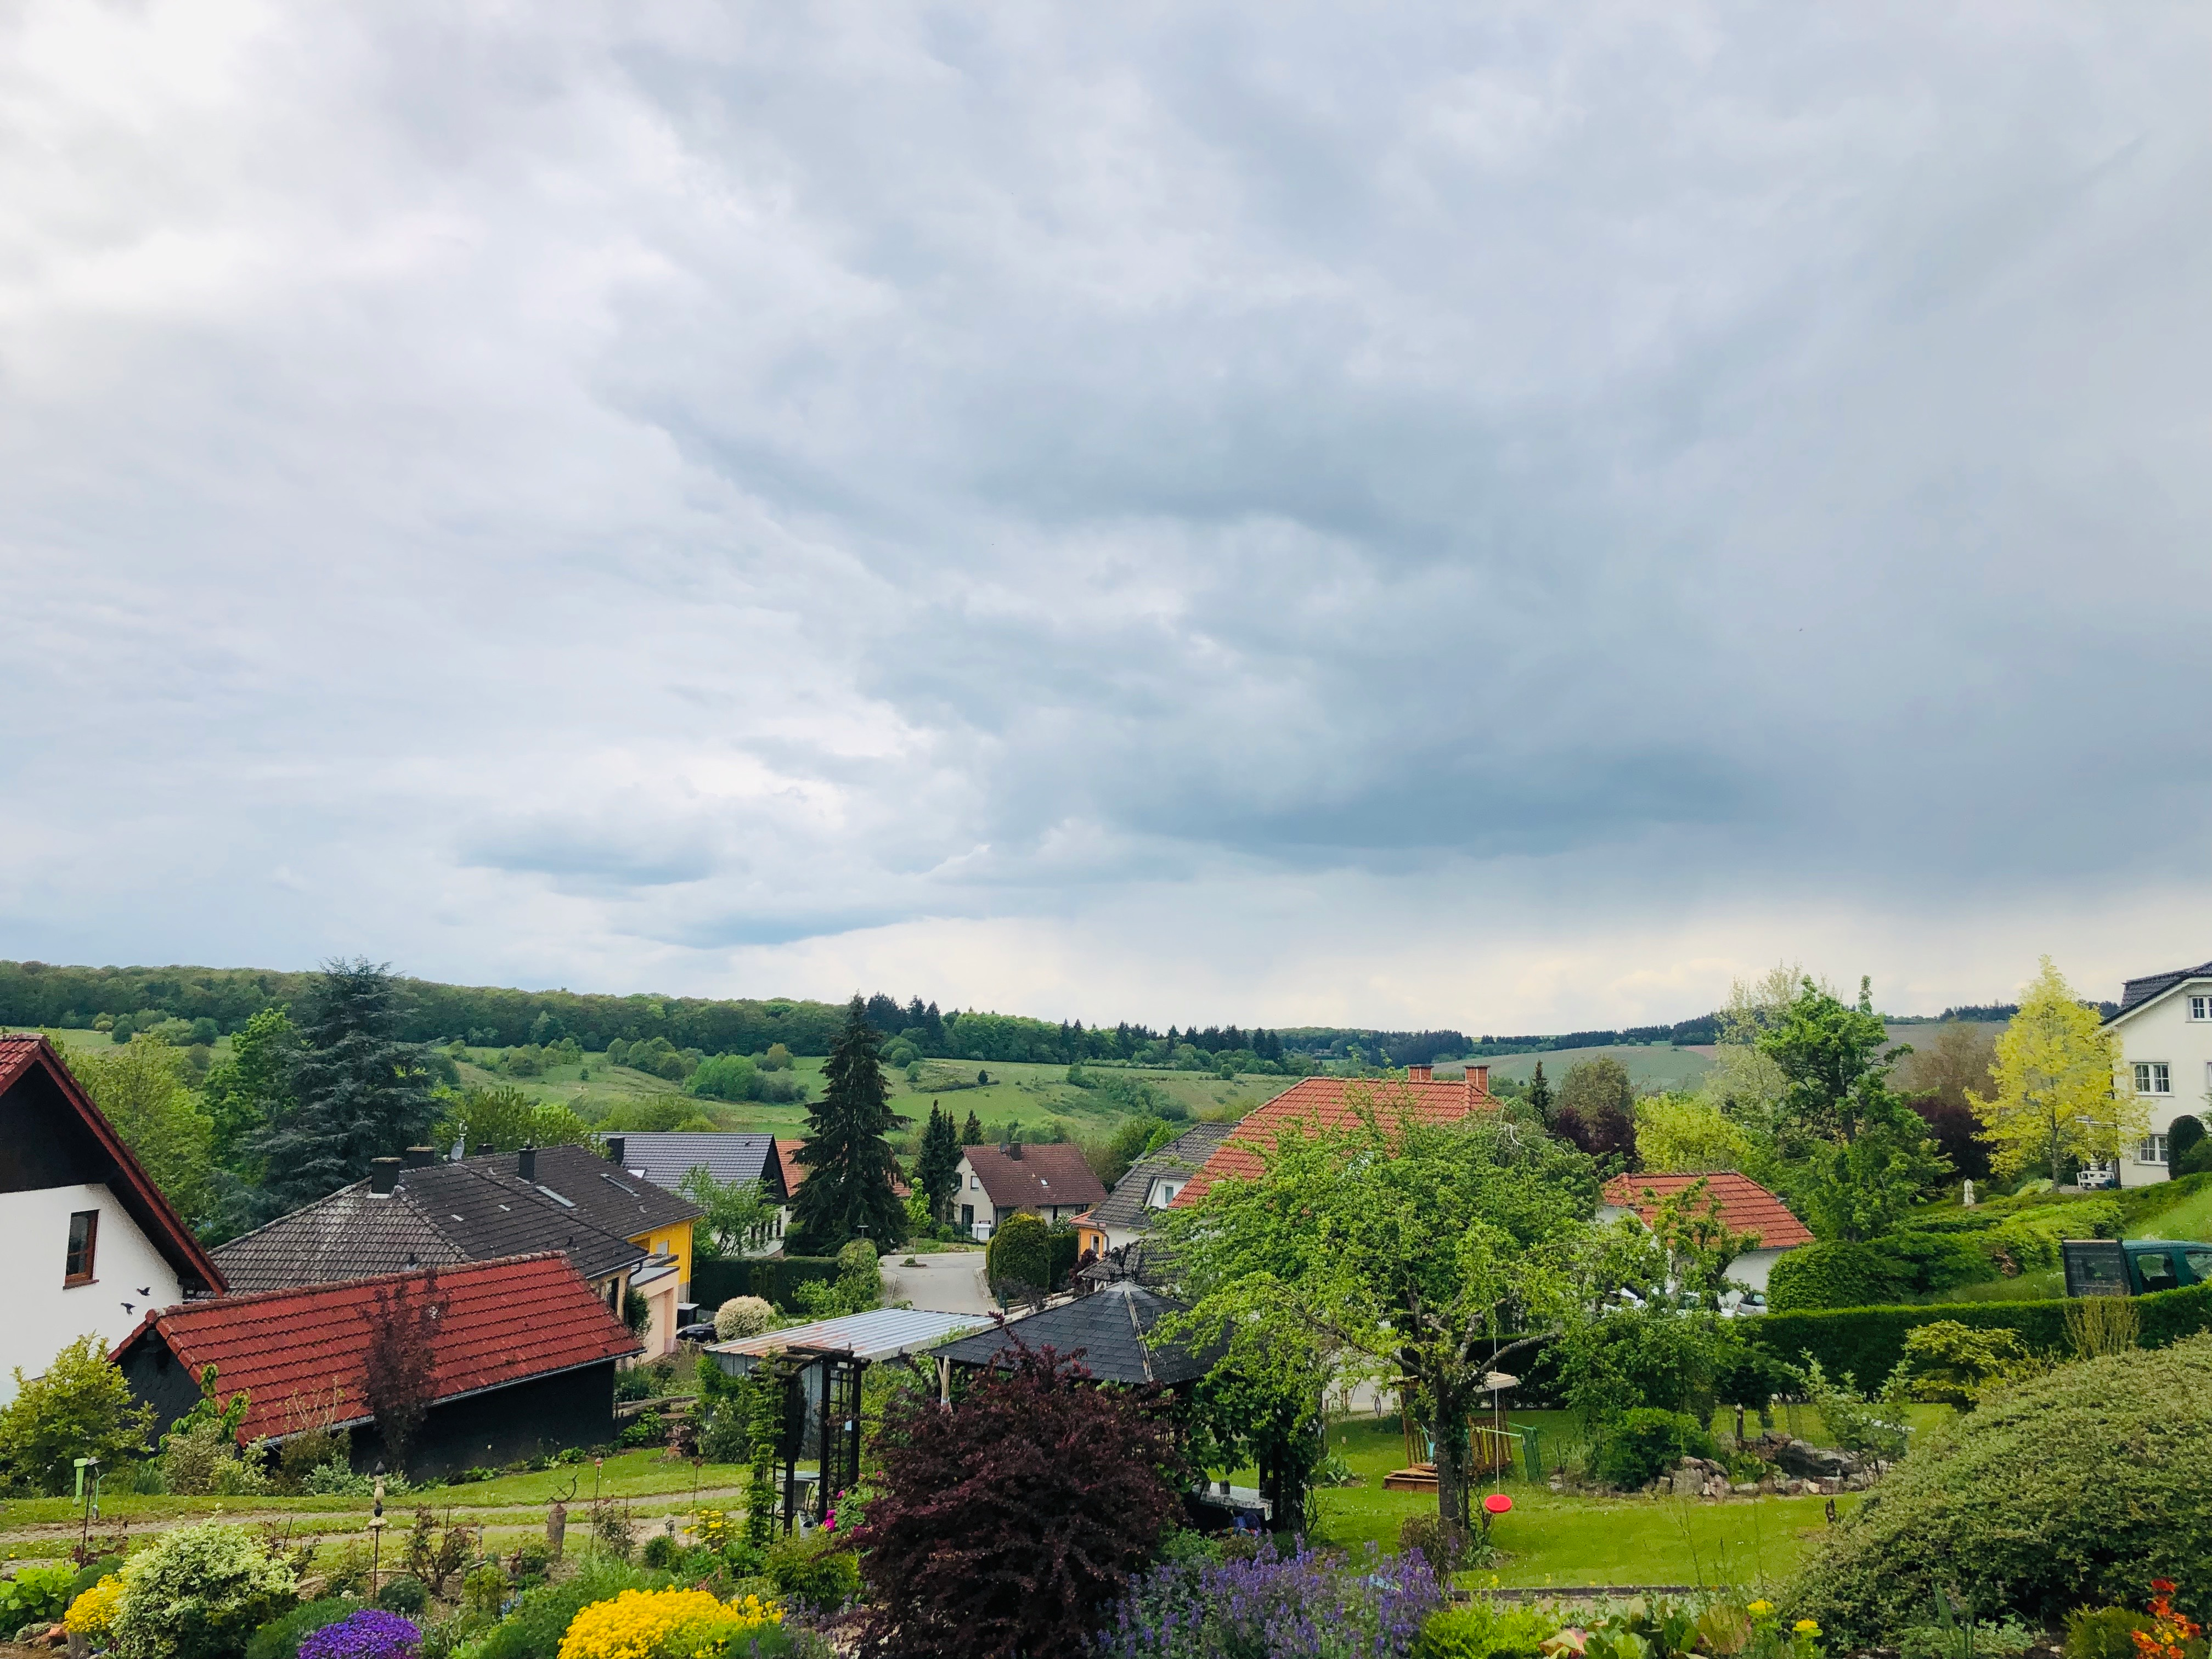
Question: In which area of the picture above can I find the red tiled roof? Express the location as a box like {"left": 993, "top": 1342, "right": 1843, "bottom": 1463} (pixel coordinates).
{"left": 0, "top": 1035, "right": 226, "bottom": 1293}
{"left": 778, "top": 1138, "right": 911, "bottom": 1198}
{"left": 1173, "top": 1074, "right": 1494, "bottom": 1206}
{"left": 112, "top": 1253, "right": 640, "bottom": 1444}
{"left": 1599, "top": 1171, "right": 1814, "bottom": 1250}
{"left": 960, "top": 1143, "right": 1107, "bottom": 1211}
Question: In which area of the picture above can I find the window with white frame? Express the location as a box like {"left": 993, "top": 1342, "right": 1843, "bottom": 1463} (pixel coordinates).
{"left": 2140, "top": 1134, "right": 2171, "bottom": 1165}
{"left": 2192, "top": 996, "right": 2212, "bottom": 1020}
{"left": 2136, "top": 1062, "right": 2172, "bottom": 1095}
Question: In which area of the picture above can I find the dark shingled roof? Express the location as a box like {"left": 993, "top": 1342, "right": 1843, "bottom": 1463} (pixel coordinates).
{"left": 960, "top": 1142, "right": 1107, "bottom": 1211}
{"left": 477, "top": 1143, "right": 702, "bottom": 1239}
{"left": 935, "top": 1280, "right": 1215, "bottom": 1386}
{"left": 213, "top": 1158, "right": 651, "bottom": 1294}
{"left": 1080, "top": 1122, "right": 1235, "bottom": 1232}
{"left": 2113, "top": 962, "right": 2212, "bottom": 1022}
{"left": 605, "top": 1132, "right": 788, "bottom": 1200}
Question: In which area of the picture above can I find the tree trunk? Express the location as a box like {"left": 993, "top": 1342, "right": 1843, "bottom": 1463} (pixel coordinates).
{"left": 1431, "top": 1380, "right": 1473, "bottom": 1558}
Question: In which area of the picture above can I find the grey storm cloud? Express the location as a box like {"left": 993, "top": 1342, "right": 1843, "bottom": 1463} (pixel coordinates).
{"left": 2, "top": 1, "right": 2210, "bottom": 1026}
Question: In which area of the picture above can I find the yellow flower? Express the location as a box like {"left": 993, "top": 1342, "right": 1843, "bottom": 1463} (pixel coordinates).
{"left": 1795, "top": 1620, "right": 1822, "bottom": 1636}
{"left": 559, "top": 1588, "right": 783, "bottom": 1659}
{"left": 66, "top": 1576, "right": 124, "bottom": 1638}
{"left": 1747, "top": 1601, "right": 1775, "bottom": 1618}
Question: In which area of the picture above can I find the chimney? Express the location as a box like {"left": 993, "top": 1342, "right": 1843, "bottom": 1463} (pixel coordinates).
{"left": 1008, "top": 1139, "right": 1024, "bottom": 1160}
{"left": 470, "top": 1141, "right": 494, "bottom": 1157}
{"left": 1468, "top": 1064, "right": 1491, "bottom": 1101}
{"left": 1407, "top": 1064, "right": 1432, "bottom": 1084}
{"left": 404, "top": 1145, "right": 437, "bottom": 1169}
{"left": 604, "top": 1136, "right": 626, "bottom": 1167}
{"left": 369, "top": 1157, "right": 402, "bottom": 1195}
{"left": 517, "top": 1145, "right": 537, "bottom": 1181}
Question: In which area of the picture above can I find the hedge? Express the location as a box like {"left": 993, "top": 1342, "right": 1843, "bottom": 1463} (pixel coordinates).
{"left": 690, "top": 1255, "right": 843, "bottom": 1312}
{"left": 1747, "top": 1279, "right": 2212, "bottom": 1384}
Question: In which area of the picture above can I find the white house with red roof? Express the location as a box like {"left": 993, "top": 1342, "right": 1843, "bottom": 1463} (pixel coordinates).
{"left": 1596, "top": 1170, "right": 1814, "bottom": 1294}
{"left": 1170, "top": 1064, "right": 1496, "bottom": 1211}
{"left": 0, "top": 1036, "right": 226, "bottom": 1401}
{"left": 953, "top": 1142, "right": 1107, "bottom": 1241}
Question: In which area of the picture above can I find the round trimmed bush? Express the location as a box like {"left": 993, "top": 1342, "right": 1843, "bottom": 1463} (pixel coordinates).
{"left": 109, "top": 1521, "right": 298, "bottom": 1659}
{"left": 985, "top": 1213, "right": 1051, "bottom": 1296}
{"left": 373, "top": 1576, "right": 426, "bottom": 1616}
{"left": 714, "top": 1296, "right": 775, "bottom": 1340}
{"left": 1766, "top": 1241, "right": 1904, "bottom": 1312}
{"left": 1786, "top": 1334, "right": 2212, "bottom": 1640}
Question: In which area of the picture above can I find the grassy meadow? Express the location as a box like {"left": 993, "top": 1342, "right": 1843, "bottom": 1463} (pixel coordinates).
{"left": 1468, "top": 1047, "right": 1716, "bottom": 1092}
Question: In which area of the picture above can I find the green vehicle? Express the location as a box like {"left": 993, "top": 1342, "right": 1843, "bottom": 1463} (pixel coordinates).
{"left": 2062, "top": 1238, "right": 2212, "bottom": 1297}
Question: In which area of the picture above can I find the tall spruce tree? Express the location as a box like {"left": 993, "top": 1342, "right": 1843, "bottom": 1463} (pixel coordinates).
{"left": 249, "top": 959, "right": 440, "bottom": 1217}
{"left": 916, "top": 1102, "right": 962, "bottom": 1224}
{"left": 961, "top": 1109, "right": 985, "bottom": 1147}
{"left": 793, "top": 996, "right": 910, "bottom": 1248}
{"left": 1528, "top": 1059, "right": 1553, "bottom": 1126}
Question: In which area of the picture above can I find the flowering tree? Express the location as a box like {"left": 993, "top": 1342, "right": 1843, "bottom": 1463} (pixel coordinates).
{"left": 851, "top": 1342, "right": 1185, "bottom": 1659}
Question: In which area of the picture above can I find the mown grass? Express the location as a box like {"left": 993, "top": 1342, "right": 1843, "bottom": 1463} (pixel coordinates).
{"left": 1294, "top": 1413, "right": 1857, "bottom": 1589}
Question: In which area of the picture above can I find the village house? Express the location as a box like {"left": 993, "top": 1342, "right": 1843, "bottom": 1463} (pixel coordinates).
{"left": 213, "top": 1143, "right": 701, "bottom": 1357}
{"left": 604, "top": 1131, "right": 792, "bottom": 1255}
{"left": 113, "top": 1252, "right": 639, "bottom": 1477}
{"left": 1595, "top": 1170, "right": 1813, "bottom": 1294}
{"left": 1073, "top": 1122, "right": 1234, "bottom": 1257}
{"left": 2100, "top": 958, "right": 2212, "bottom": 1184}
{"left": 0, "top": 1035, "right": 226, "bottom": 1401}
{"left": 953, "top": 1141, "right": 1106, "bottom": 1242}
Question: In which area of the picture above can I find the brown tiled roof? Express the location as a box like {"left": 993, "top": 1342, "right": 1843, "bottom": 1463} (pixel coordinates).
{"left": 0, "top": 1035, "right": 225, "bottom": 1293}
{"left": 113, "top": 1254, "right": 639, "bottom": 1446}
{"left": 1599, "top": 1171, "right": 1814, "bottom": 1250}
{"left": 1172, "top": 1075, "right": 1492, "bottom": 1206}
{"left": 961, "top": 1143, "right": 1107, "bottom": 1211}
{"left": 776, "top": 1139, "right": 809, "bottom": 1192}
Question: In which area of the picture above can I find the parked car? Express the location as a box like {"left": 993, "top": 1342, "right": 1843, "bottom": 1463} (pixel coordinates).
{"left": 674, "top": 1321, "right": 719, "bottom": 1344}
{"left": 2077, "top": 1166, "right": 2119, "bottom": 1191}
{"left": 2062, "top": 1238, "right": 2212, "bottom": 1297}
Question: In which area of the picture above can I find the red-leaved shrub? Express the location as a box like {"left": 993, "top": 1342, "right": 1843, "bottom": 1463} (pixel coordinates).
{"left": 851, "top": 1341, "right": 1186, "bottom": 1659}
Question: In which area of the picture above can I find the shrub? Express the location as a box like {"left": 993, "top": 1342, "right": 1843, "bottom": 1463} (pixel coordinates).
{"left": 852, "top": 1344, "right": 1187, "bottom": 1659}
{"left": 298, "top": 1610, "right": 422, "bottom": 1659}
{"left": 2, "top": 1564, "right": 80, "bottom": 1628}
{"left": 554, "top": 1588, "right": 782, "bottom": 1659}
{"left": 1767, "top": 1242, "right": 1905, "bottom": 1312}
{"left": 0, "top": 1335, "right": 158, "bottom": 1495}
{"left": 765, "top": 1534, "right": 859, "bottom": 1613}
{"left": 245, "top": 1599, "right": 359, "bottom": 1659}
{"left": 468, "top": 1561, "right": 657, "bottom": 1659}
{"left": 276, "top": 1427, "right": 351, "bottom": 1493}
{"left": 65, "top": 1575, "right": 125, "bottom": 1641}
{"left": 110, "top": 1521, "right": 300, "bottom": 1659}
{"left": 1589, "top": 1408, "right": 1718, "bottom": 1491}
{"left": 985, "top": 1212, "right": 1052, "bottom": 1297}
{"left": 1418, "top": 1598, "right": 1561, "bottom": 1659}
{"left": 713, "top": 1297, "right": 775, "bottom": 1340}
{"left": 375, "top": 1578, "right": 427, "bottom": 1616}
{"left": 1786, "top": 1335, "right": 2212, "bottom": 1639}
{"left": 2064, "top": 1606, "right": 2155, "bottom": 1659}
{"left": 1102, "top": 1541, "right": 1443, "bottom": 1659}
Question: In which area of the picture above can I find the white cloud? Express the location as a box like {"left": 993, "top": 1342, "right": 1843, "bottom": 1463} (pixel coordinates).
{"left": 3, "top": 1, "right": 2209, "bottom": 1031}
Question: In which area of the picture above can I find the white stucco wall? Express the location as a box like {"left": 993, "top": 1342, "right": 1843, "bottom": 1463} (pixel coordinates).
{"left": 2107, "top": 983, "right": 2212, "bottom": 1186}
{"left": 0, "top": 1183, "right": 183, "bottom": 1403}
{"left": 1724, "top": 1246, "right": 1785, "bottom": 1294}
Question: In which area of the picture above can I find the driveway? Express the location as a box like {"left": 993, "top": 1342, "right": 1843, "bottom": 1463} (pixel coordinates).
{"left": 881, "top": 1250, "right": 998, "bottom": 1316}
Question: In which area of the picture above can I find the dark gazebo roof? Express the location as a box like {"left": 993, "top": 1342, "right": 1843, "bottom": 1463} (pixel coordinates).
{"left": 936, "top": 1280, "right": 1217, "bottom": 1386}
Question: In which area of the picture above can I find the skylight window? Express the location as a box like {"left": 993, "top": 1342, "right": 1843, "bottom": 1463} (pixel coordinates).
{"left": 535, "top": 1185, "right": 577, "bottom": 1207}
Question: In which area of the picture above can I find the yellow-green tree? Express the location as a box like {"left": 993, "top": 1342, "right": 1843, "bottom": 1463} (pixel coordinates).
{"left": 1967, "top": 958, "right": 2138, "bottom": 1183}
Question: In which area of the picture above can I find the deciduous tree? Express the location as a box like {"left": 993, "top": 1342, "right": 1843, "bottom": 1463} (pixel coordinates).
{"left": 1158, "top": 1090, "right": 1599, "bottom": 1551}
{"left": 678, "top": 1167, "right": 778, "bottom": 1257}
{"left": 1968, "top": 958, "right": 2138, "bottom": 1183}
{"left": 362, "top": 1271, "right": 445, "bottom": 1473}
{"left": 68, "top": 1037, "right": 217, "bottom": 1227}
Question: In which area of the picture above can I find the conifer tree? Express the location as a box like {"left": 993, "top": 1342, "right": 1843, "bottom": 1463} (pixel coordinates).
{"left": 792, "top": 996, "right": 909, "bottom": 1248}
{"left": 917, "top": 1102, "right": 962, "bottom": 1223}
{"left": 961, "top": 1109, "right": 985, "bottom": 1146}
{"left": 1528, "top": 1059, "right": 1553, "bottom": 1126}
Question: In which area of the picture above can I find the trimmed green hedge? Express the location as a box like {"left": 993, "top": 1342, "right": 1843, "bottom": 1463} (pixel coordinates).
{"left": 1748, "top": 1280, "right": 2212, "bottom": 1383}
{"left": 691, "top": 1255, "right": 843, "bottom": 1312}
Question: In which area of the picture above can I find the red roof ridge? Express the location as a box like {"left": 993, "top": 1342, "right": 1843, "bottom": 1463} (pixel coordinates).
{"left": 1171, "top": 1074, "right": 1496, "bottom": 1207}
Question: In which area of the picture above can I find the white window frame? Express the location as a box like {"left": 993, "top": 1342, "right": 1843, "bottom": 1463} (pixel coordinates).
{"left": 2135, "top": 1061, "right": 2172, "bottom": 1096}
{"left": 2139, "top": 1133, "right": 2171, "bottom": 1165}
{"left": 2191, "top": 995, "right": 2212, "bottom": 1021}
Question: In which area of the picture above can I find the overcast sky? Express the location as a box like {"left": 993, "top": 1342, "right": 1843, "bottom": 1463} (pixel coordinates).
{"left": 3, "top": 3, "right": 2209, "bottom": 1033}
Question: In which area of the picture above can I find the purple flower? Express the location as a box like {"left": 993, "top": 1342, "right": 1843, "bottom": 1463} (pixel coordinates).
{"left": 1102, "top": 1541, "right": 1441, "bottom": 1658}
{"left": 298, "top": 1609, "right": 422, "bottom": 1659}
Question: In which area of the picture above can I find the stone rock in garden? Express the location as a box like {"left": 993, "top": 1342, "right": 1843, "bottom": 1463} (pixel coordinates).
{"left": 1672, "top": 1467, "right": 1704, "bottom": 1497}
{"left": 1733, "top": 1482, "right": 1759, "bottom": 1494}
{"left": 1774, "top": 1438, "right": 1861, "bottom": 1480}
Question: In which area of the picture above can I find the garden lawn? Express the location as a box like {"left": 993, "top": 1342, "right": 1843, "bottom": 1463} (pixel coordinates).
{"left": 1287, "top": 1413, "right": 1861, "bottom": 1590}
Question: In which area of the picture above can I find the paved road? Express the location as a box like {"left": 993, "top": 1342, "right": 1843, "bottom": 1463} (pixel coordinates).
{"left": 880, "top": 1250, "right": 998, "bottom": 1316}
